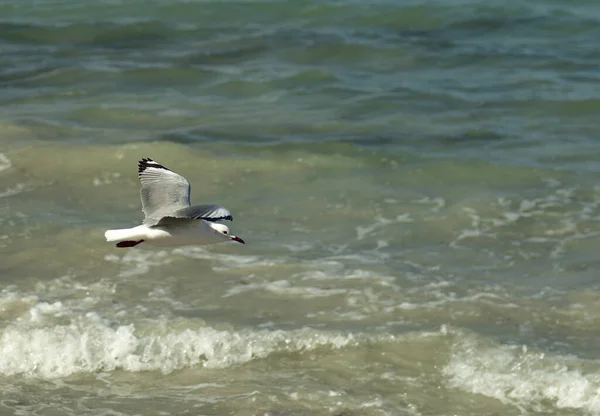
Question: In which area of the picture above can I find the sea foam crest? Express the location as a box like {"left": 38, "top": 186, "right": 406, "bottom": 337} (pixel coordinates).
{"left": 0, "top": 313, "right": 356, "bottom": 379}
{"left": 444, "top": 336, "right": 600, "bottom": 415}
{"left": 0, "top": 153, "right": 11, "bottom": 172}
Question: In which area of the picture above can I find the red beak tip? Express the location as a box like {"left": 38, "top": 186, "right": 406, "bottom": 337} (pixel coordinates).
{"left": 232, "top": 236, "right": 245, "bottom": 244}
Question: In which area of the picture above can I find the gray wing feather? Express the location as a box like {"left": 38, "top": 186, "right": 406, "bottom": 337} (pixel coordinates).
{"left": 152, "top": 216, "right": 197, "bottom": 228}
{"left": 137, "top": 158, "right": 233, "bottom": 226}
{"left": 173, "top": 205, "right": 233, "bottom": 222}
{"left": 139, "top": 158, "right": 191, "bottom": 224}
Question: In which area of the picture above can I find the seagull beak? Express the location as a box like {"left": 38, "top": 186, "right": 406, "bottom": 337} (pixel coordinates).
{"left": 230, "top": 235, "right": 245, "bottom": 244}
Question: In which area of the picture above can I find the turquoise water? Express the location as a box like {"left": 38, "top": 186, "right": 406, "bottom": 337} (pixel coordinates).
{"left": 2, "top": 1, "right": 600, "bottom": 415}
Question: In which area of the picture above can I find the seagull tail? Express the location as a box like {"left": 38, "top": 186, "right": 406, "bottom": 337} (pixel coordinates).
{"left": 105, "top": 227, "right": 145, "bottom": 243}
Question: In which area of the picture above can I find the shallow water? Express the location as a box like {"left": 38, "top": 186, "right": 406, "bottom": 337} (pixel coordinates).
{"left": 2, "top": 0, "right": 600, "bottom": 415}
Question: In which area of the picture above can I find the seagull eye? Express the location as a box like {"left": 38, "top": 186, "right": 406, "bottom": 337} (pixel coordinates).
{"left": 223, "top": 230, "right": 228, "bottom": 234}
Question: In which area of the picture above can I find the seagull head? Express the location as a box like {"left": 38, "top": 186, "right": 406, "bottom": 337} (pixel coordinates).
{"left": 209, "top": 222, "right": 245, "bottom": 244}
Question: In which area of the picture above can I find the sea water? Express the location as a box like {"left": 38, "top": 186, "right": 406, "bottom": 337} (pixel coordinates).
{"left": 2, "top": 0, "right": 600, "bottom": 414}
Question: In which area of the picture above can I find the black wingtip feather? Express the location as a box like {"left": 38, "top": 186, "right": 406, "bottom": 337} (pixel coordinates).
{"left": 138, "top": 158, "right": 153, "bottom": 174}
{"left": 203, "top": 215, "right": 234, "bottom": 222}
{"left": 138, "top": 158, "right": 170, "bottom": 175}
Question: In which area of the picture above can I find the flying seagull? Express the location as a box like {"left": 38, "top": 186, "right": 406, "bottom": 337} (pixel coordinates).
{"left": 105, "top": 158, "right": 245, "bottom": 248}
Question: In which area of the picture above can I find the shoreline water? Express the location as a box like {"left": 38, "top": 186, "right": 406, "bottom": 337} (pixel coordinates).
{"left": 2, "top": 0, "right": 600, "bottom": 414}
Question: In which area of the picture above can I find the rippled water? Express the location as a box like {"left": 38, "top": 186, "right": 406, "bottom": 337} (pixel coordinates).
{"left": 2, "top": 0, "right": 600, "bottom": 415}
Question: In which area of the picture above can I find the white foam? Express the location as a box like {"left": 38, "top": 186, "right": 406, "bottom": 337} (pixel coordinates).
{"left": 0, "top": 290, "right": 39, "bottom": 321}
{"left": 444, "top": 335, "right": 600, "bottom": 414}
{"left": 281, "top": 242, "right": 314, "bottom": 253}
{"left": 445, "top": 182, "right": 600, "bottom": 256}
{"left": 224, "top": 279, "right": 350, "bottom": 298}
{"left": 92, "top": 172, "right": 121, "bottom": 186}
{"left": 299, "top": 268, "right": 394, "bottom": 284}
{"left": 0, "top": 153, "right": 11, "bottom": 172}
{"left": 173, "top": 247, "right": 283, "bottom": 271}
{"left": 356, "top": 214, "right": 411, "bottom": 241}
{"left": 0, "top": 312, "right": 358, "bottom": 378}
{"left": 414, "top": 196, "right": 446, "bottom": 212}
{"left": 104, "top": 250, "right": 172, "bottom": 277}
{"left": 147, "top": 286, "right": 187, "bottom": 309}
{"left": 0, "top": 183, "right": 25, "bottom": 198}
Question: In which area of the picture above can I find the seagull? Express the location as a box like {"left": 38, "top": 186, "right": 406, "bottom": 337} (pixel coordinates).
{"left": 104, "top": 158, "right": 245, "bottom": 248}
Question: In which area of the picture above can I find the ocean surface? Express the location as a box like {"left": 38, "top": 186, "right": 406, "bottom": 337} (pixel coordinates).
{"left": 2, "top": 0, "right": 600, "bottom": 415}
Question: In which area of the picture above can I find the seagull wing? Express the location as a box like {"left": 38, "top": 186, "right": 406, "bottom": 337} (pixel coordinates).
{"left": 173, "top": 204, "right": 233, "bottom": 222}
{"left": 138, "top": 158, "right": 234, "bottom": 226}
{"left": 138, "top": 158, "right": 191, "bottom": 225}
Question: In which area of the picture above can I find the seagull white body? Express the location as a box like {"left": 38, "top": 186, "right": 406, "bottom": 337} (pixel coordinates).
{"left": 105, "top": 222, "right": 229, "bottom": 247}
{"left": 104, "top": 158, "right": 245, "bottom": 248}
